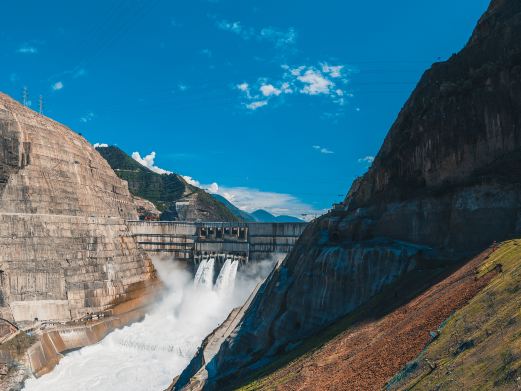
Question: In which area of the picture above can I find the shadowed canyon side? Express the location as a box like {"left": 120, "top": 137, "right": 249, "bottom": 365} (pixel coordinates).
{"left": 172, "top": 0, "right": 521, "bottom": 389}
{"left": 0, "top": 93, "right": 158, "bottom": 384}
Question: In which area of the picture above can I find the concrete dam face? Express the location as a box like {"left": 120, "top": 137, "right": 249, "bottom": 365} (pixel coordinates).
{"left": 128, "top": 221, "right": 308, "bottom": 265}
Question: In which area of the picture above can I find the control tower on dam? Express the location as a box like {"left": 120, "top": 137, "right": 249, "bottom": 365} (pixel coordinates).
{"left": 127, "top": 221, "right": 307, "bottom": 264}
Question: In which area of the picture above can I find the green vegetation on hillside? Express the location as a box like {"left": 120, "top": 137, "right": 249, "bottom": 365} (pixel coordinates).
{"left": 96, "top": 146, "right": 239, "bottom": 221}
{"left": 392, "top": 240, "right": 521, "bottom": 390}
{"left": 96, "top": 146, "right": 186, "bottom": 211}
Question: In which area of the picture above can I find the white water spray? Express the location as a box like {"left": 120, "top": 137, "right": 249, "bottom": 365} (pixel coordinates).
{"left": 215, "top": 259, "right": 239, "bottom": 294}
{"left": 193, "top": 258, "right": 207, "bottom": 285}
{"left": 194, "top": 258, "right": 215, "bottom": 289}
{"left": 23, "top": 257, "right": 274, "bottom": 391}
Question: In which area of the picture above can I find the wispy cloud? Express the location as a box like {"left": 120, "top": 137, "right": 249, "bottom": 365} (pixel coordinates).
{"left": 17, "top": 44, "right": 38, "bottom": 54}
{"left": 93, "top": 143, "right": 108, "bottom": 148}
{"left": 259, "top": 26, "right": 297, "bottom": 48}
{"left": 236, "top": 63, "right": 351, "bottom": 110}
{"left": 52, "top": 81, "right": 64, "bottom": 91}
{"left": 312, "top": 145, "right": 334, "bottom": 154}
{"left": 72, "top": 67, "right": 87, "bottom": 78}
{"left": 178, "top": 83, "right": 189, "bottom": 91}
{"left": 170, "top": 18, "right": 183, "bottom": 28}
{"left": 358, "top": 155, "right": 375, "bottom": 164}
{"left": 217, "top": 20, "right": 252, "bottom": 39}
{"left": 246, "top": 100, "right": 268, "bottom": 110}
{"left": 132, "top": 151, "right": 172, "bottom": 175}
{"left": 199, "top": 48, "right": 212, "bottom": 58}
{"left": 183, "top": 175, "right": 324, "bottom": 220}
{"left": 216, "top": 19, "right": 297, "bottom": 49}
{"left": 80, "top": 112, "right": 95, "bottom": 123}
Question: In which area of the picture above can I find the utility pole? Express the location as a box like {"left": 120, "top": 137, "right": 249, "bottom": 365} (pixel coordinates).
{"left": 22, "top": 86, "right": 29, "bottom": 106}
{"left": 38, "top": 95, "right": 44, "bottom": 115}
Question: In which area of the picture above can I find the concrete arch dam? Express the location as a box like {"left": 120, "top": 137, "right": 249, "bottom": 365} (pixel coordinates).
{"left": 127, "top": 221, "right": 308, "bottom": 264}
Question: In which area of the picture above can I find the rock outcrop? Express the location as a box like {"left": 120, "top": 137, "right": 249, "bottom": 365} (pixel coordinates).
{"left": 173, "top": 0, "right": 521, "bottom": 389}
{"left": 0, "top": 93, "right": 157, "bottom": 324}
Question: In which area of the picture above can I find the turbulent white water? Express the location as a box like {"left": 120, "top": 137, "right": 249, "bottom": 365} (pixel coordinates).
{"left": 23, "top": 258, "right": 271, "bottom": 391}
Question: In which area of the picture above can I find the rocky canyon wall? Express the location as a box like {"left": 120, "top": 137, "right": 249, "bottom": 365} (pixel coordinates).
{"left": 0, "top": 93, "right": 157, "bottom": 324}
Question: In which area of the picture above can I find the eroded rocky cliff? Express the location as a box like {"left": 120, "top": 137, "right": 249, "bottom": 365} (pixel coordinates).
{"left": 0, "top": 93, "right": 157, "bottom": 324}
{"left": 173, "top": 0, "right": 521, "bottom": 389}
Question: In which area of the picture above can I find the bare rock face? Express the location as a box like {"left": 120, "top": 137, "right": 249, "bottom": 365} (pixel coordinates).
{"left": 0, "top": 93, "right": 157, "bottom": 323}
{"left": 133, "top": 195, "right": 161, "bottom": 220}
{"left": 173, "top": 1, "right": 521, "bottom": 388}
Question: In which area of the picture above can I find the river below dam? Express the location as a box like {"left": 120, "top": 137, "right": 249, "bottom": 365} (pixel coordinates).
{"left": 22, "top": 258, "right": 273, "bottom": 391}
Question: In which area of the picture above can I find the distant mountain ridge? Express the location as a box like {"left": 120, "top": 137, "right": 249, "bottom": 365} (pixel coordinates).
{"left": 95, "top": 146, "right": 240, "bottom": 222}
{"left": 211, "top": 194, "right": 304, "bottom": 223}
{"left": 250, "top": 209, "right": 304, "bottom": 223}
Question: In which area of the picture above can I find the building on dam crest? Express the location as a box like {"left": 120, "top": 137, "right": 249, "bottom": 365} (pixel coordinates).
{"left": 128, "top": 221, "right": 307, "bottom": 264}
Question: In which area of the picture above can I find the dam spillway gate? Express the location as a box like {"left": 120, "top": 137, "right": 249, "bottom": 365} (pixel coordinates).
{"left": 127, "top": 221, "right": 307, "bottom": 265}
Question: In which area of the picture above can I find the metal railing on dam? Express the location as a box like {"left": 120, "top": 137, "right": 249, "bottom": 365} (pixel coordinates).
{"left": 127, "top": 221, "right": 308, "bottom": 263}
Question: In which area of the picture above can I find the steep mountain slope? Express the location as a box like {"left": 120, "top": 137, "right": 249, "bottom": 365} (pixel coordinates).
{"left": 172, "top": 1, "right": 521, "bottom": 389}
{"left": 96, "top": 146, "right": 240, "bottom": 222}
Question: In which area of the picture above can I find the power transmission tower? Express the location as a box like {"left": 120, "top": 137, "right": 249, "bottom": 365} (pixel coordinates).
{"left": 38, "top": 95, "right": 44, "bottom": 115}
{"left": 22, "top": 86, "right": 29, "bottom": 106}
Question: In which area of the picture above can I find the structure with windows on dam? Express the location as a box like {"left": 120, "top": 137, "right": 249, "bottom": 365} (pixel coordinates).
{"left": 128, "top": 220, "right": 308, "bottom": 267}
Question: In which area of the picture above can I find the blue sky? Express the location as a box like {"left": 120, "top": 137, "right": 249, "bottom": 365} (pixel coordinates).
{"left": 0, "top": 0, "right": 490, "bottom": 218}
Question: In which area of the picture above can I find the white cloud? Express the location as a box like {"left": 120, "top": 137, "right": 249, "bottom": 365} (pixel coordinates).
{"left": 321, "top": 64, "right": 344, "bottom": 78}
{"left": 312, "top": 145, "right": 334, "bottom": 154}
{"left": 358, "top": 155, "right": 375, "bottom": 164}
{"left": 298, "top": 69, "right": 333, "bottom": 95}
{"left": 183, "top": 176, "right": 219, "bottom": 193}
{"left": 237, "top": 83, "right": 252, "bottom": 100}
{"left": 237, "top": 82, "right": 249, "bottom": 92}
{"left": 235, "top": 63, "right": 350, "bottom": 110}
{"left": 182, "top": 175, "right": 324, "bottom": 220}
{"left": 246, "top": 100, "right": 268, "bottom": 110}
{"left": 80, "top": 112, "right": 95, "bottom": 123}
{"left": 260, "top": 84, "right": 281, "bottom": 97}
{"left": 93, "top": 143, "right": 108, "bottom": 148}
{"left": 17, "top": 44, "right": 38, "bottom": 54}
{"left": 52, "top": 81, "right": 64, "bottom": 91}
{"left": 131, "top": 151, "right": 173, "bottom": 175}
{"left": 281, "top": 82, "right": 293, "bottom": 94}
